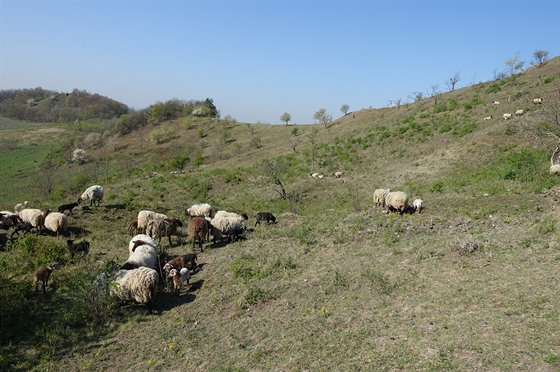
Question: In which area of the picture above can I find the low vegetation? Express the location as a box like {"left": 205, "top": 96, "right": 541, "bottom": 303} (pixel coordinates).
{"left": 1, "top": 57, "right": 560, "bottom": 371}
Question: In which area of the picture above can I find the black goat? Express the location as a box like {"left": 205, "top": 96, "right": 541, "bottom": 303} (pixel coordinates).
{"left": 66, "top": 239, "right": 90, "bottom": 259}
{"left": 10, "top": 221, "right": 33, "bottom": 238}
{"left": 255, "top": 212, "right": 276, "bottom": 226}
{"left": 58, "top": 202, "right": 79, "bottom": 214}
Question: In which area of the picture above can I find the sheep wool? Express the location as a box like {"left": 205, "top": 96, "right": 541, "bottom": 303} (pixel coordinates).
{"left": 44, "top": 212, "right": 68, "bottom": 236}
{"left": 137, "top": 210, "right": 168, "bottom": 233}
{"left": 111, "top": 267, "right": 159, "bottom": 305}
{"left": 385, "top": 191, "right": 409, "bottom": 214}
{"left": 186, "top": 203, "right": 214, "bottom": 217}
{"left": 412, "top": 199, "right": 423, "bottom": 214}
{"left": 79, "top": 185, "right": 104, "bottom": 206}
{"left": 373, "top": 189, "right": 390, "bottom": 207}
{"left": 550, "top": 164, "right": 560, "bottom": 175}
{"left": 19, "top": 208, "right": 50, "bottom": 229}
{"left": 128, "top": 234, "right": 158, "bottom": 254}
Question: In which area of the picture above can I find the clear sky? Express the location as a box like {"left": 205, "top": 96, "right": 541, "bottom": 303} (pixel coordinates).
{"left": 1, "top": 1, "right": 559, "bottom": 124}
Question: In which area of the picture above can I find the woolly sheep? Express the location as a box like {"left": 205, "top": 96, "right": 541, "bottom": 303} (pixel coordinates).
{"left": 137, "top": 210, "right": 168, "bottom": 234}
{"left": 483, "top": 116, "right": 492, "bottom": 120}
{"left": 213, "top": 210, "right": 249, "bottom": 220}
{"left": 44, "top": 212, "right": 68, "bottom": 237}
{"left": 169, "top": 267, "right": 190, "bottom": 295}
{"left": 373, "top": 189, "right": 390, "bottom": 207}
{"left": 35, "top": 262, "right": 59, "bottom": 293}
{"left": 128, "top": 234, "right": 158, "bottom": 254}
{"left": 187, "top": 217, "right": 209, "bottom": 251}
{"left": 385, "top": 191, "right": 409, "bottom": 215}
{"left": 493, "top": 100, "right": 500, "bottom": 105}
{"left": 210, "top": 215, "right": 246, "bottom": 242}
{"left": 333, "top": 171, "right": 344, "bottom": 178}
{"left": 503, "top": 113, "right": 512, "bottom": 120}
{"left": 14, "top": 201, "right": 28, "bottom": 212}
{"left": 18, "top": 208, "right": 50, "bottom": 233}
{"left": 515, "top": 109, "right": 524, "bottom": 116}
{"left": 533, "top": 98, "right": 543, "bottom": 104}
{"left": 146, "top": 217, "right": 182, "bottom": 246}
{"left": 122, "top": 235, "right": 158, "bottom": 270}
{"left": 78, "top": 185, "right": 104, "bottom": 207}
{"left": 413, "top": 199, "right": 423, "bottom": 214}
{"left": 186, "top": 203, "right": 215, "bottom": 218}
{"left": 111, "top": 267, "right": 159, "bottom": 312}
{"left": 550, "top": 164, "right": 560, "bottom": 174}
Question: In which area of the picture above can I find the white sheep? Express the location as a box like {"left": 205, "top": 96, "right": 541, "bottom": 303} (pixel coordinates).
{"left": 412, "top": 199, "right": 423, "bottom": 214}
{"left": 213, "top": 210, "right": 248, "bottom": 220}
{"left": 503, "top": 113, "right": 512, "bottom": 120}
{"left": 373, "top": 189, "right": 390, "bottom": 207}
{"left": 122, "top": 237, "right": 158, "bottom": 270}
{"left": 111, "top": 267, "right": 159, "bottom": 312}
{"left": 44, "top": 212, "right": 68, "bottom": 237}
{"left": 493, "top": 100, "right": 500, "bottom": 105}
{"left": 210, "top": 215, "right": 246, "bottom": 242}
{"left": 483, "top": 116, "right": 492, "bottom": 120}
{"left": 385, "top": 191, "right": 409, "bottom": 215}
{"left": 128, "top": 234, "right": 158, "bottom": 254}
{"left": 549, "top": 165, "right": 560, "bottom": 174}
{"left": 18, "top": 208, "right": 50, "bottom": 233}
{"left": 14, "top": 201, "right": 28, "bottom": 212}
{"left": 137, "top": 210, "right": 168, "bottom": 234}
{"left": 333, "top": 171, "right": 344, "bottom": 178}
{"left": 186, "top": 203, "right": 215, "bottom": 217}
{"left": 533, "top": 98, "right": 543, "bottom": 104}
{"left": 169, "top": 267, "right": 190, "bottom": 295}
{"left": 515, "top": 109, "right": 524, "bottom": 116}
{"left": 78, "top": 185, "right": 104, "bottom": 207}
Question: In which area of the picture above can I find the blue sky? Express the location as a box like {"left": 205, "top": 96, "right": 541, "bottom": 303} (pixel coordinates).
{"left": 1, "top": 1, "right": 559, "bottom": 124}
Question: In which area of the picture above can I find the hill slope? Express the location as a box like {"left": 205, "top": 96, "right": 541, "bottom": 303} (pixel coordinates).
{"left": 1, "top": 57, "right": 560, "bottom": 371}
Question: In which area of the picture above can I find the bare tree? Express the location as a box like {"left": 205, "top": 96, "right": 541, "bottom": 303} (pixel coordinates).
{"left": 313, "top": 108, "right": 331, "bottom": 124}
{"left": 340, "top": 104, "right": 350, "bottom": 115}
{"left": 259, "top": 158, "right": 288, "bottom": 200}
{"left": 532, "top": 50, "right": 549, "bottom": 67}
{"left": 505, "top": 52, "right": 525, "bottom": 76}
{"left": 446, "top": 72, "right": 460, "bottom": 91}
{"left": 280, "top": 112, "right": 291, "bottom": 125}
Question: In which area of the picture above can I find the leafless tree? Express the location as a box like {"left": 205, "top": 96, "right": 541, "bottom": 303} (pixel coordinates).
{"left": 532, "top": 50, "right": 549, "bottom": 67}
{"left": 505, "top": 52, "right": 525, "bottom": 76}
{"left": 447, "top": 72, "right": 460, "bottom": 91}
{"left": 340, "top": 104, "right": 350, "bottom": 115}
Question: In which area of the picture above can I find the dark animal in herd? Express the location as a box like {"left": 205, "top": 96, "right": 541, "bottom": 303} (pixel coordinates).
{"left": 34, "top": 262, "right": 59, "bottom": 293}
{"left": 255, "top": 212, "right": 276, "bottom": 226}
{"left": 58, "top": 202, "right": 79, "bottom": 214}
{"left": 67, "top": 239, "right": 90, "bottom": 259}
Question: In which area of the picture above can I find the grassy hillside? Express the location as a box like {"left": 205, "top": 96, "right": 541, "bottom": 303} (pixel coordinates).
{"left": 1, "top": 57, "right": 560, "bottom": 371}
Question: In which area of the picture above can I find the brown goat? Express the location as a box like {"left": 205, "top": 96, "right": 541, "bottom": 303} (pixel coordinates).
{"left": 187, "top": 217, "right": 208, "bottom": 252}
{"left": 34, "top": 262, "right": 59, "bottom": 293}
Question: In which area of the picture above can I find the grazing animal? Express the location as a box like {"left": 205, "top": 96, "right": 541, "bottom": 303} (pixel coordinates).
{"left": 110, "top": 267, "right": 159, "bottom": 313}
{"left": 14, "top": 201, "right": 28, "bottom": 212}
{"left": 515, "top": 109, "right": 524, "bottom": 116}
{"left": 333, "top": 171, "right": 344, "bottom": 178}
{"left": 58, "top": 201, "right": 79, "bottom": 214}
{"left": 385, "top": 191, "right": 409, "bottom": 215}
{"left": 493, "top": 100, "right": 500, "bottom": 105}
{"left": 187, "top": 217, "right": 209, "bottom": 251}
{"left": 210, "top": 215, "right": 246, "bottom": 243}
{"left": 1, "top": 212, "right": 23, "bottom": 230}
{"left": 137, "top": 210, "right": 168, "bottom": 234}
{"left": 503, "top": 113, "right": 512, "bottom": 120}
{"left": 533, "top": 98, "right": 543, "bottom": 104}
{"left": 10, "top": 221, "right": 33, "bottom": 238}
{"left": 127, "top": 220, "right": 139, "bottom": 236}
{"left": 483, "top": 115, "right": 492, "bottom": 120}
{"left": 122, "top": 235, "right": 158, "bottom": 270}
{"left": 413, "top": 199, "right": 423, "bottom": 214}
{"left": 373, "top": 189, "right": 390, "bottom": 207}
{"left": 186, "top": 203, "right": 215, "bottom": 218}
{"left": 66, "top": 239, "right": 90, "bottom": 259}
{"left": 44, "top": 212, "right": 68, "bottom": 237}
{"left": 18, "top": 208, "right": 50, "bottom": 234}
{"left": 78, "top": 185, "right": 104, "bottom": 207}
{"left": 35, "top": 262, "right": 59, "bottom": 293}
{"left": 146, "top": 217, "right": 182, "bottom": 246}
{"left": 255, "top": 212, "right": 276, "bottom": 226}
{"left": 169, "top": 267, "right": 190, "bottom": 295}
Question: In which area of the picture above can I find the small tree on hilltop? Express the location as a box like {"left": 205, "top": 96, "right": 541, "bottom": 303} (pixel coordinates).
{"left": 280, "top": 112, "right": 291, "bottom": 125}
{"left": 313, "top": 108, "right": 331, "bottom": 124}
{"left": 505, "top": 52, "right": 525, "bottom": 76}
{"left": 340, "top": 104, "right": 350, "bottom": 115}
{"left": 447, "top": 72, "right": 460, "bottom": 91}
{"left": 532, "top": 50, "right": 549, "bottom": 67}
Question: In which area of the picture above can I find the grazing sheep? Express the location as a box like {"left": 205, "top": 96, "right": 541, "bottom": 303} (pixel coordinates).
{"left": 210, "top": 215, "right": 246, "bottom": 242}
{"left": 187, "top": 217, "right": 209, "bottom": 251}
{"left": 255, "top": 212, "right": 276, "bottom": 226}
{"left": 515, "top": 109, "right": 524, "bottom": 116}
{"left": 34, "top": 262, "right": 59, "bottom": 293}
{"left": 373, "top": 189, "right": 390, "bottom": 207}
{"left": 483, "top": 116, "right": 492, "bottom": 120}
{"left": 66, "top": 239, "right": 90, "bottom": 259}
{"left": 18, "top": 208, "right": 50, "bottom": 234}
{"left": 111, "top": 267, "right": 159, "bottom": 313}
{"left": 1, "top": 212, "right": 23, "bottom": 230}
{"left": 333, "top": 171, "right": 344, "bottom": 178}
{"left": 122, "top": 236, "right": 158, "bottom": 270}
{"left": 550, "top": 164, "right": 560, "bottom": 174}
{"left": 137, "top": 210, "right": 168, "bottom": 234}
{"left": 14, "top": 201, "right": 28, "bottom": 212}
{"left": 533, "top": 98, "right": 543, "bottom": 104}
{"left": 44, "top": 212, "right": 68, "bottom": 237}
{"left": 186, "top": 203, "right": 215, "bottom": 218}
{"left": 493, "top": 100, "right": 500, "bottom": 105}
{"left": 169, "top": 267, "right": 190, "bottom": 295}
{"left": 503, "top": 113, "right": 512, "bottom": 120}
{"left": 385, "top": 191, "right": 409, "bottom": 215}
{"left": 146, "top": 217, "right": 182, "bottom": 246}
{"left": 127, "top": 220, "right": 139, "bottom": 236}
{"left": 213, "top": 210, "right": 249, "bottom": 220}
{"left": 413, "top": 199, "right": 423, "bottom": 214}
{"left": 10, "top": 221, "right": 33, "bottom": 238}
{"left": 128, "top": 234, "right": 158, "bottom": 254}
{"left": 58, "top": 201, "right": 79, "bottom": 214}
{"left": 78, "top": 185, "right": 104, "bottom": 207}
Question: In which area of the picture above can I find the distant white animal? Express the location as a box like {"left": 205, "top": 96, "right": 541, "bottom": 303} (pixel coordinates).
{"left": 483, "top": 116, "right": 492, "bottom": 120}
{"left": 515, "top": 109, "right": 524, "bottom": 116}
{"left": 503, "top": 113, "right": 512, "bottom": 120}
{"left": 493, "top": 100, "right": 500, "bottom": 105}
{"left": 533, "top": 98, "right": 543, "bottom": 104}
{"left": 412, "top": 199, "right": 423, "bottom": 214}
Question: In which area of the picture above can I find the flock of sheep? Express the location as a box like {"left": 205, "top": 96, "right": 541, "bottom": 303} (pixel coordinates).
{"left": 373, "top": 189, "right": 423, "bottom": 215}
{"left": 483, "top": 96, "right": 543, "bottom": 121}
